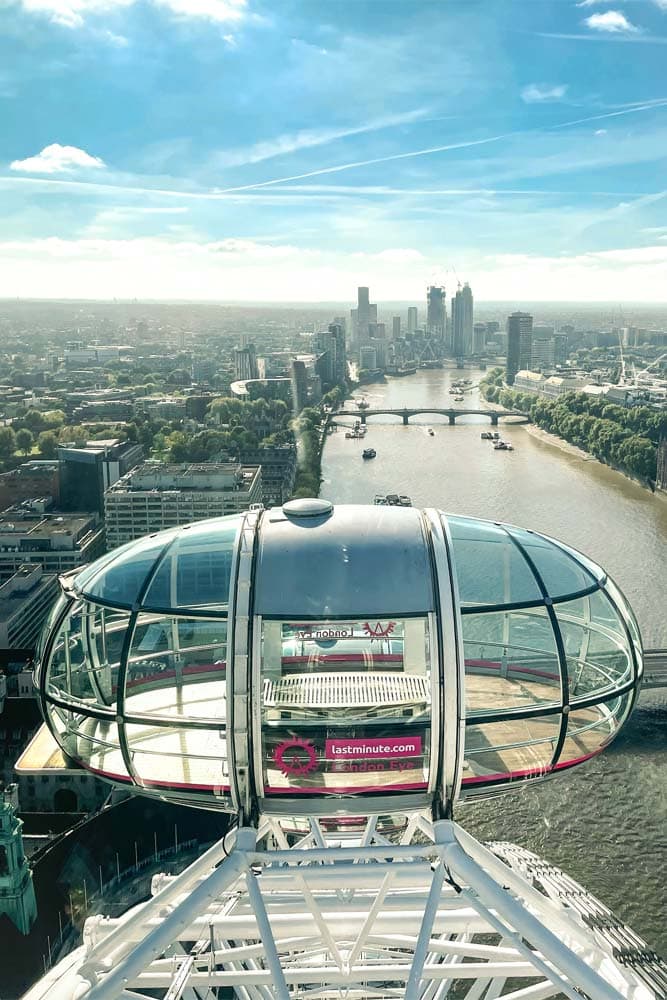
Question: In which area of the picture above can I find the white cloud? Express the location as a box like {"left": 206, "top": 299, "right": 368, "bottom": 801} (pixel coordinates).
{"left": 521, "top": 83, "right": 568, "bottom": 103}
{"left": 16, "top": 0, "right": 247, "bottom": 26}
{"left": 594, "top": 129, "right": 608, "bottom": 135}
{"left": 584, "top": 11, "right": 640, "bottom": 33}
{"left": 18, "top": 0, "right": 132, "bottom": 29}
{"left": 10, "top": 144, "right": 106, "bottom": 174}
{"left": 0, "top": 237, "right": 666, "bottom": 302}
{"left": 151, "top": 0, "right": 247, "bottom": 23}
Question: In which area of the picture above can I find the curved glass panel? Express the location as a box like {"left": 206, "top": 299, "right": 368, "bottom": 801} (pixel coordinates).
{"left": 462, "top": 713, "right": 561, "bottom": 788}
{"left": 605, "top": 577, "right": 643, "bottom": 664}
{"left": 35, "top": 592, "right": 69, "bottom": 668}
{"left": 47, "top": 602, "right": 107, "bottom": 707}
{"left": 125, "top": 614, "right": 227, "bottom": 720}
{"left": 506, "top": 526, "right": 599, "bottom": 598}
{"left": 556, "top": 594, "right": 633, "bottom": 701}
{"left": 463, "top": 608, "right": 561, "bottom": 713}
{"left": 80, "top": 531, "right": 178, "bottom": 608}
{"left": 46, "top": 600, "right": 130, "bottom": 710}
{"left": 125, "top": 722, "right": 230, "bottom": 792}
{"left": 73, "top": 539, "right": 139, "bottom": 593}
{"left": 49, "top": 705, "right": 130, "bottom": 780}
{"left": 142, "top": 516, "right": 240, "bottom": 611}
{"left": 260, "top": 617, "right": 432, "bottom": 797}
{"left": 447, "top": 516, "right": 542, "bottom": 608}
{"left": 556, "top": 692, "right": 633, "bottom": 768}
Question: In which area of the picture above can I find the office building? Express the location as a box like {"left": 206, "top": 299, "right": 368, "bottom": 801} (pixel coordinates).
{"left": 392, "top": 316, "right": 401, "bottom": 340}
{"left": 59, "top": 439, "right": 143, "bottom": 517}
{"left": 407, "top": 306, "right": 418, "bottom": 334}
{"left": 290, "top": 359, "right": 309, "bottom": 415}
{"left": 234, "top": 345, "right": 259, "bottom": 382}
{"left": 359, "top": 346, "right": 378, "bottom": 371}
{"left": 426, "top": 286, "right": 446, "bottom": 339}
{"left": 235, "top": 445, "right": 297, "bottom": 506}
{"left": 451, "top": 283, "right": 474, "bottom": 357}
{"left": 0, "top": 461, "right": 59, "bottom": 511}
{"left": 0, "top": 566, "right": 58, "bottom": 650}
{"left": 531, "top": 336, "right": 555, "bottom": 372}
{"left": 369, "top": 338, "right": 387, "bottom": 369}
{"left": 351, "top": 287, "right": 377, "bottom": 350}
{"left": 506, "top": 312, "right": 534, "bottom": 384}
{"left": 0, "top": 508, "right": 104, "bottom": 584}
{"left": 104, "top": 463, "right": 263, "bottom": 548}
{"left": 314, "top": 323, "right": 347, "bottom": 389}
{"left": 554, "top": 333, "right": 569, "bottom": 366}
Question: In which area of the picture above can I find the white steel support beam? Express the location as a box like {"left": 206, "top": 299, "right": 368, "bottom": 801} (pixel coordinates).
{"left": 24, "top": 819, "right": 662, "bottom": 1000}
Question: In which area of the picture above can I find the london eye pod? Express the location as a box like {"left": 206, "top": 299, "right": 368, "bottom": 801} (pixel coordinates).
{"left": 28, "top": 502, "right": 665, "bottom": 1000}
{"left": 33, "top": 499, "right": 643, "bottom": 819}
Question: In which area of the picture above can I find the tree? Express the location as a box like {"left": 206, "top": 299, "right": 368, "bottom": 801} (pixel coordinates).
{"left": 23, "top": 410, "right": 47, "bottom": 433}
{"left": 0, "top": 427, "right": 16, "bottom": 460}
{"left": 15, "top": 428, "right": 34, "bottom": 455}
{"left": 38, "top": 430, "right": 59, "bottom": 458}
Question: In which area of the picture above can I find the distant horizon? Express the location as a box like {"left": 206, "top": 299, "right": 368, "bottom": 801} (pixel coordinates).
{"left": 2, "top": 296, "right": 667, "bottom": 309}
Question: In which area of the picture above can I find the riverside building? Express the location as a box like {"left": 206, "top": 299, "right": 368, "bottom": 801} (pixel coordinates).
{"left": 104, "top": 462, "right": 262, "bottom": 547}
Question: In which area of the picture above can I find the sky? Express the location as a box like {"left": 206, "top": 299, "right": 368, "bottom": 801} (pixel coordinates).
{"left": 1, "top": 0, "right": 667, "bottom": 302}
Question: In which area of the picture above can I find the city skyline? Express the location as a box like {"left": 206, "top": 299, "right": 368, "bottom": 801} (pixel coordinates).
{"left": 1, "top": 0, "right": 667, "bottom": 300}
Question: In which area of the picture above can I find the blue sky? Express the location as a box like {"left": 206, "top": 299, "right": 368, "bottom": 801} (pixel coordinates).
{"left": 1, "top": 0, "right": 667, "bottom": 301}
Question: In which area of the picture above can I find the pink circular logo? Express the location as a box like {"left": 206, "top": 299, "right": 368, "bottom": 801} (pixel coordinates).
{"left": 274, "top": 738, "right": 318, "bottom": 777}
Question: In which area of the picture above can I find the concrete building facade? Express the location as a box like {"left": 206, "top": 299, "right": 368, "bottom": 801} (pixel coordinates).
{"left": 104, "top": 463, "right": 262, "bottom": 547}
{"left": 506, "top": 312, "right": 534, "bottom": 384}
{"left": 0, "top": 566, "right": 58, "bottom": 650}
{"left": 0, "top": 509, "right": 104, "bottom": 584}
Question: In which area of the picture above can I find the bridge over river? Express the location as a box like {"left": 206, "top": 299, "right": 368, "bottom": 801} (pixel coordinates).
{"left": 334, "top": 407, "right": 530, "bottom": 426}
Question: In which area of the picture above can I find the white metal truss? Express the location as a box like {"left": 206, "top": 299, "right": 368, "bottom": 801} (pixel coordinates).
{"left": 25, "top": 816, "right": 665, "bottom": 1000}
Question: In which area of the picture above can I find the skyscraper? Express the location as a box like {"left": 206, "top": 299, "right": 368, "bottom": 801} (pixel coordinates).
{"left": 234, "top": 345, "right": 258, "bottom": 382}
{"left": 392, "top": 316, "right": 401, "bottom": 340}
{"left": 426, "top": 286, "right": 446, "bottom": 339}
{"left": 351, "top": 287, "right": 376, "bottom": 350}
{"left": 451, "top": 283, "right": 473, "bottom": 357}
{"left": 506, "top": 312, "right": 534, "bottom": 384}
{"left": 407, "top": 306, "right": 418, "bottom": 333}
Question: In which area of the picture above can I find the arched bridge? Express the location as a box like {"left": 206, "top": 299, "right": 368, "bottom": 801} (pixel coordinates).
{"left": 335, "top": 407, "right": 530, "bottom": 426}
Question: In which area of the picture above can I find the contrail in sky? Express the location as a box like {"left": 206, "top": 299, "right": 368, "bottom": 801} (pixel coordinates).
{"left": 215, "top": 100, "right": 667, "bottom": 193}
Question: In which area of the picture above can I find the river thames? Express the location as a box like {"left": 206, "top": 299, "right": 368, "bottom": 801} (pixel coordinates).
{"left": 321, "top": 367, "right": 667, "bottom": 957}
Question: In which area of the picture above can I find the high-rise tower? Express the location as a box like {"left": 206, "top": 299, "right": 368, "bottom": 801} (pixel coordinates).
{"left": 506, "top": 311, "right": 534, "bottom": 384}
{"left": 426, "top": 286, "right": 446, "bottom": 339}
{"left": 451, "top": 283, "right": 473, "bottom": 357}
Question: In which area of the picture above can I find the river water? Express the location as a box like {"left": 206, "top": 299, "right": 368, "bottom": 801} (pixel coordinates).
{"left": 321, "top": 368, "right": 667, "bottom": 958}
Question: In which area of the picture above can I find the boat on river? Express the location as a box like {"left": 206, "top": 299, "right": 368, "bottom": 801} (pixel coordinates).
{"left": 362, "top": 448, "right": 376, "bottom": 459}
{"left": 428, "top": 427, "right": 435, "bottom": 436}
{"left": 494, "top": 440, "right": 514, "bottom": 451}
{"left": 374, "top": 493, "right": 412, "bottom": 506}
